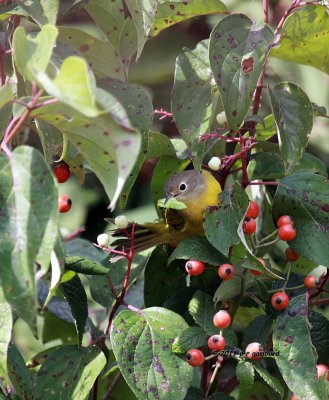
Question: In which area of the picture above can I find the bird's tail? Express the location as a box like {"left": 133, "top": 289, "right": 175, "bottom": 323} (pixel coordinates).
{"left": 108, "top": 221, "right": 169, "bottom": 254}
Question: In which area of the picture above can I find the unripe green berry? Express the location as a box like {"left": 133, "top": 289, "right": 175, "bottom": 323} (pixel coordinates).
{"left": 208, "top": 157, "right": 221, "bottom": 171}
{"left": 115, "top": 215, "right": 129, "bottom": 229}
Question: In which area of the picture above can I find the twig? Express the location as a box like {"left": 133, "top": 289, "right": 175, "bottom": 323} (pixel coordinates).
{"left": 205, "top": 359, "right": 222, "bottom": 398}
{"left": 103, "top": 372, "right": 122, "bottom": 400}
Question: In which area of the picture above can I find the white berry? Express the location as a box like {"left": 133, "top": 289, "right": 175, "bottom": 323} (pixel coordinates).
{"left": 114, "top": 215, "right": 129, "bottom": 229}
{"left": 97, "top": 233, "right": 110, "bottom": 247}
{"left": 216, "top": 111, "right": 227, "bottom": 125}
{"left": 208, "top": 157, "right": 221, "bottom": 171}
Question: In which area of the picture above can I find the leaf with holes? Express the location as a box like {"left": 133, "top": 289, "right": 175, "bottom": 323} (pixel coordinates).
{"left": 57, "top": 26, "right": 125, "bottom": 80}
{"left": 273, "top": 294, "right": 328, "bottom": 400}
{"left": 34, "top": 345, "right": 106, "bottom": 400}
{"left": 273, "top": 173, "right": 329, "bottom": 266}
{"left": 270, "top": 5, "right": 329, "bottom": 74}
{"left": 269, "top": 82, "right": 313, "bottom": 172}
{"left": 149, "top": 0, "right": 227, "bottom": 38}
{"left": 0, "top": 287, "right": 12, "bottom": 390}
{"left": 209, "top": 14, "right": 273, "bottom": 133}
{"left": 124, "top": 0, "right": 158, "bottom": 59}
{"left": 60, "top": 275, "right": 88, "bottom": 345}
{"left": 13, "top": 25, "right": 58, "bottom": 82}
{"left": 0, "top": 147, "right": 58, "bottom": 331}
{"left": 110, "top": 307, "right": 192, "bottom": 400}
{"left": 204, "top": 182, "right": 249, "bottom": 256}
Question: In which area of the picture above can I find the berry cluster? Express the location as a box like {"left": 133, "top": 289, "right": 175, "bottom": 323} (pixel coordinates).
{"left": 53, "top": 162, "right": 72, "bottom": 214}
{"left": 277, "top": 215, "right": 297, "bottom": 241}
{"left": 242, "top": 201, "right": 259, "bottom": 235}
{"left": 186, "top": 308, "right": 231, "bottom": 367}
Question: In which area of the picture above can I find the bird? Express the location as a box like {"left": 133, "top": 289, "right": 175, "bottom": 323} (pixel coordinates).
{"left": 109, "top": 169, "right": 222, "bottom": 253}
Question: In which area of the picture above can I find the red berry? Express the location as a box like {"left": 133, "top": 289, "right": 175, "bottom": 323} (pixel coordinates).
{"left": 208, "top": 335, "right": 226, "bottom": 351}
{"left": 218, "top": 264, "right": 235, "bottom": 281}
{"left": 285, "top": 247, "right": 299, "bottom": 261}
{"left": 243, "top": 217, "right": 256, "bottom": 235}
{"left": 213, "top": 310, "right": 231, "bottom": 329}
{"left": 316, "top": 364, "right": 329, "bottom": 381}
{"left": 53, "top": 163, "right": 71, "bottom": 183}
{"left": 186, "top": 349, "right": 204, "bottom": 367}
{"left": 277, "top": 215, "right": 294, "bottom": 228}
{"left": 304, "top": 275, "right": 320, "bottom": 289}
{"left": 290, "top": 395, "right": 299, "bottom": 400}
{"left": 278, "top": 225, "right": 297, "bottom": 241}
{"left": 245, "top": 201, "right": 259, "bottom": 219}
{"left": 271, "top": 292, "right": 289, "bottom": 310}
{"left": 185, "top": 260, "right": 205, "bottom": 276}
{"left": 245, "top": 342, "right": 263, "bottom": 361}
{"left": 58, "top": 195, "right": 72, "bottom": 213}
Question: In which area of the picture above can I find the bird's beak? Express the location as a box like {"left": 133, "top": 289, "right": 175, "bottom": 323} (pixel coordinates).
{"left": 165, "top": 194, "right": 174, "bottom": 204}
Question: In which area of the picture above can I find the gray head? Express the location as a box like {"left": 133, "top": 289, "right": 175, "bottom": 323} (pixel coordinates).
{"left": 164, "top": 170, "right": 206, "bottom": 201}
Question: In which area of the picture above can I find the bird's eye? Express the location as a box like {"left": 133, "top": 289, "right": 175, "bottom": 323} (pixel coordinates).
{"left": 179, "top": 182, "right": 187, "bottom": 191}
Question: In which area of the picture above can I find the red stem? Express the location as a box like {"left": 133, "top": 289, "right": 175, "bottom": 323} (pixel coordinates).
{"left": 263, "top": 0, "right": 269, "bottom": 24}
{"left": 104, "top": 224, "right": 136, "bottom": 336}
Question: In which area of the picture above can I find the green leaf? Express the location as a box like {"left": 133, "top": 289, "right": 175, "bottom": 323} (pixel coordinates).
{"left": 273, "top": 173, "right": 329, "bottom": 266}
{"left": 148, "top": 132, "right": 176, "bottom": 159}
{"left": 13, "top": 25, "right": 58, "bottom": 82}
{"left": 188, "top": 291, "right": 215, "bottom": 334}
{"left": 0, "top": 146, "right": 58, "bottom": 330}
{"left": 0, "top": 287, "right": 12, "bottom": 390}
{"left": 144, "top": 247, "right": 186, "bottom": 308}
{"left": 253, "top": 364, "right": 284, "bottom": 398}
{"left": 213, "top": 274, "right": 242, "bottom": 304}
{"left": 254, "top": 114, "right": 277, "bottom": 141}
{"left": 248, "top": 151, "right": 328, "bottom": 180}
{"left": 90, "top": 255, "right": 146, "bottom": 308}
{"left": 242, "top": 315, "right": 273, "bottom": 348}
{"left": 309, "top": 311, "right": 329, "bottom": 364}
{"left": 204, "top": 182, "right": 249, "bottom": 256}
{"left": 149, "top": 0, "right": 228, "bottom": 38}
{"left": 66, "top": 238, "right": 106, "bottom": 263}
{"left": 16, "top": 0, "right": 59, "bottom": 25}
{"left": 60, "top": 276, "right": 88, "bottom": 345}
{"left": 157, "top": 197, "right": 187, "bottom": 210}
{"left": 42, "top": 311, "right": 77, "bottom": 344}
{"left": 35, "top": 56, "right": 102, "bottom": 117}
{"left": 270, "top": 5, "right": 329, "bottom": 74}
{"left": 57, "top": 26, "right": 125, "bottom": 80}
{"left": 34, "top": 345, "right": 106, "bottom": 399}
{"left": 269, "top": 82, "right": 313, "bottom": 172}
{"left": 65, "top": 256, "right": 109, "bottom": 275}
{"left": 35, "top": 119, "right": 64, "bottom": 164}
{"left": 0, "top": 84, "right": 13, "bottom": 109}
{"left": 209, "top": 14, "right": 273, "bottom": 132}
{"left": 172, "top": 326, "right": 208, "bottom": 354}
{"left": 236, "top": 361, "right": 254, "bottom": 391}
{"left": 172, "top": 40, "right": 216, "bottom": 167}
{"left": 86, "top": 0, "right": 124, "bottom": 46}
{"left": 124, "top": 0, "right": 157, "bottom": 59}
{"left": 168, "top": 236, "right": 228, "bottom": 265}
{"left": 7, "top": 343, "right": 33, "bottom": 400}
{"left": 273, "top": 294, "right": 328, "bottom": 400}
{"left": 118, "top": 16, "right": 138, "bottom": 76}
{"left": 110, "top": 307, "right": 192, "bottom": 400}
